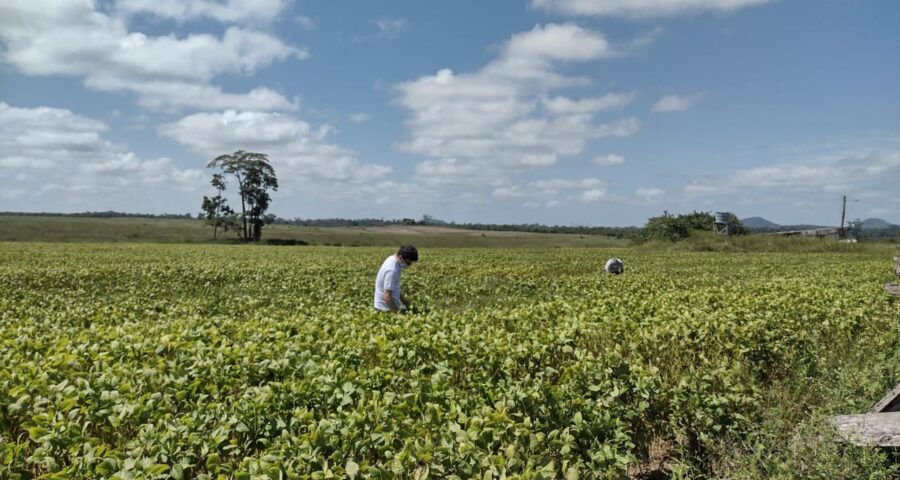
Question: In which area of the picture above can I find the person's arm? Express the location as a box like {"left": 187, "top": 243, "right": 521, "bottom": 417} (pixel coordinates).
{"left": 382, "top": 289, "right": 400, "bottom": 312}
{"left": 400, "top": 293, "right": 411, "bottom": 309}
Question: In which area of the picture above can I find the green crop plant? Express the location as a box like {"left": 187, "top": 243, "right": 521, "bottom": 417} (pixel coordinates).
{"left": 1, "top": 244, "right": 898, "bottom": 479}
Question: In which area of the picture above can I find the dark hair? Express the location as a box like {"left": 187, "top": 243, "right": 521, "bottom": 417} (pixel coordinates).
{"left": 398, "top": 245, "right": 418, "bottom": 262}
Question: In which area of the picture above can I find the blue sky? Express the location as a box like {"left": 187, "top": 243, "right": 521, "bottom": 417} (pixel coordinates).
{"left": 1, "top": 0, "right": 898, "bottom": 226}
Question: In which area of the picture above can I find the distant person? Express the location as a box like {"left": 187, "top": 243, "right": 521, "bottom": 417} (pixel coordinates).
{"left": 374, "top": 245, "right": 418, "bottom": 312}
{"left": 604, "top": 258, "right": 624, "bottom": 275}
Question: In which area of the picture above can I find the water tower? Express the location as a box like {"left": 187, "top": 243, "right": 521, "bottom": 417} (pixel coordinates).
{"left": 714, "top": 212, "right": 731, "bottom": 235}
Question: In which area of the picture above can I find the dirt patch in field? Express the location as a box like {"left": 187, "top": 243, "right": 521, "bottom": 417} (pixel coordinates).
{"left": 628, "top": 438, "right": 676, "bottom": 479}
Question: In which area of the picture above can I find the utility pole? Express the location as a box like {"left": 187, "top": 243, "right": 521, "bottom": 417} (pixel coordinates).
{"left": 840, "top": 195, "right": 847, "bottom": 238}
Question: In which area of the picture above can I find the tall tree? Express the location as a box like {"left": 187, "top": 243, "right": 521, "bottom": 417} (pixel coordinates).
{"left": 207, "top": 151, "right": 279, "bottom": 242}
{"left": 200, "top": 173, "right": 229, "bottom": 239}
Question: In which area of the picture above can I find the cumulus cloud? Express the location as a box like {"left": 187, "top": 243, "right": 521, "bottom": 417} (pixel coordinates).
{"left": 541, "top": 92, "right": 636, "bottom": 114}
{"left": 159, "top": 110, "right": 393, "bottom": 193}
{"left": 357, "top": 180, "right": 431, "bottom": 206}
{"left": 491, "top": 177, "right": 609, "bottom": 208}
{"left": 530, "top": 0, "right": 775, "bottom": 18}
{"left": 594, "top": 154, "right": 625, "bottom": 166}
{"left": 0, "top": 157, "right": 57, "bottom": 170}
{"left": 580, "top": 188, "right": 607, "bottom": 202}
{"left": 534, "top": 177, "right": 606, "bottom": 190}
{"left": 349, "top": 113, "right": 371, "bottom": 123}
{"left": 295, "top": 16, "right": 316, "bottom": 30}
{"left": 635, "top": 187, "right": 666, "bottom": 202}
{"left": 351, "top": 17, "right": 408, "bottom": 42}
{"left": 652, "top": 93, "right": 702, "bottom": 112}
{"left": 374, "top": 18, "right": 406, "bottom": 36}
{"left": 0, "top": 1, "right": 303, "bottom": 111}
{"left": 395, "top": 23, "right": 639, "bottom": 192}
{"left": 630, "top": 27, "right": 665, "bottom": 49}
{"left": 116, "top": 0, "right": 290, "bottom": 24}
{"left": 683, "top": 152, "right": 900, "bottom": 195}
{"left": 0, "top": 103, "right": 205, "bottom": 208}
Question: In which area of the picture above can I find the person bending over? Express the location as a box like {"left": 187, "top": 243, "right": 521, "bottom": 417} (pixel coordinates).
{"left": 604, "top": 257, "right": 624, "bottom": 275}
{"left": 374, "top": 245, "right": 418, "bottom": 312}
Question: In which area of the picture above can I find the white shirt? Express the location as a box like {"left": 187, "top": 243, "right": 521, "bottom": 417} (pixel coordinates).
{"left": 374, "top": 255, "right": 404, "bottom": 311}
{"left": 605, "top": 258, "right": 624, "bottom": 274}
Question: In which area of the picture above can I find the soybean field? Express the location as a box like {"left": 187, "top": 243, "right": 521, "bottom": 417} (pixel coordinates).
{"left": 1, "top": 243, "right": 899, "bottom": 479}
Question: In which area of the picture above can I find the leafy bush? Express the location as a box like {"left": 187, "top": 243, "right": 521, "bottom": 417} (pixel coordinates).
{"left": 640, "top": 211, "right": 746, "bottom": 242}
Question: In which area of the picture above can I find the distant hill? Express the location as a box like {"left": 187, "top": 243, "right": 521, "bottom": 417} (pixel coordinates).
{"left": 741, "top": 216, "right": 898, "bottom": 233}
{"left": 741, "top": 217, "right": 780, "bottom": 230}
{"left": 860, "top": 218, "right": 896, "bottom": 230}
{"left": 742, "top": 216, "right": 833, "bottom": 232}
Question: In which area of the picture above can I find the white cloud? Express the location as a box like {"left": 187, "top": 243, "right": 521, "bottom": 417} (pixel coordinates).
{"left": 415, "top": 158, "right": 492, "bottom": 187}
{"left": 531, "top": 0, "right": 775, "bottom": 18}
{"left": 635, "top": 187, "right": 665, "bottom": 201}
{"left": 630, "top": 27, "right": 665, "bottom": 49}
{"left": 492, "top": 177, "right": 609, "bottom": 208}
{"left": 580, "top": 188, "right": 607, "bottom": 202}
{"left": 374, "top": 18, "right": 406, "bottom": 35}
{"left": 1, "top": 188, "right": 28, "bottom": 200}
{"left": 541, "top": 92, "right": 636, "bottom": 114}
{"left": 0, "top": 1, "right": 303, "bottom": 111}
{"left": 594, "top": 154, "right": 625, "bottom": 166}
{"left": 116, "top": 0, "right": 290, "bottom": 24}
{"left": 119, "top": 82, "right": 297, "bottom": 112}
{"left": 684, "top": 183, "right": 724, "bottom": 194}
{"left": 349, "top": 113, "right": 371, "bottom": 123}
{"left": 652, "top": 93, "right": 702, "bottom": 112}
{"left": 159, "top": 110, "right": 393, "bottom": 192}
{"left": 295, "top": 16, "right": 316, "bottom": 30}
{"left": 396, "top": 23, "right": 639, "bottom": 193}
{"left": 0, "top": 102, "right": 109, "bottom": 152}
{"left": 352, "top": 17, "right": 408, "bottom": 42}
{"left": 683, "top": 152, "right": 900, "bottom": 195}
{"left": 533, "top": 177, "right": 606, "bottom": 190}
{"left": 357, "top": 180, "right": 430, "bottom": 206}
{"left": 0, "top": 156, "right": 57, "bottom": 170}
{"left": 499, "top": 23, "right": 616, "bottom": 68}
{"left": 0, "top": 103, "right": 205, "bottom": 208}
{"left": 596, "top": 118, "right": 641, "bottom": 136}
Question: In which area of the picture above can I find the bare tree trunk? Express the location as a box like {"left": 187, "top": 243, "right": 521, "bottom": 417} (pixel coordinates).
{"left": 237, "top": 174, "right": 248, "bottom": 242}
{"left": 213, "top": 192, "right": 220, "bottom": 240}
{"left": 241, "top": 201, "right": 247, "bottom": 241}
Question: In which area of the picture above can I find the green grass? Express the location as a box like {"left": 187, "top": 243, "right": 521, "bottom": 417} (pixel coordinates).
{"left": 3, "top": 215, "right": 898, "bottom": 256}
{"left": 0, "top": 215, "right": 630, "bottom": 248}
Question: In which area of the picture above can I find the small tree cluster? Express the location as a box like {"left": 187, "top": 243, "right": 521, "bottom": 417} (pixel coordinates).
{"left": 200, "top": 151, "right": 278, "bottom": 242}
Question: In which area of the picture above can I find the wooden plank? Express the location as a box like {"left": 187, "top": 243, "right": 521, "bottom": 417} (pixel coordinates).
{"left": 894, "top": 257, "right": 900, "bottom": 278}
{"left": 886, "top": 283, "right": 900, "bottom": 296}
{"left": 832, "top": 412, "right": 900, "bottom": 446}
{"left": 870, "top": 383, "right": 900, "bottom": 413}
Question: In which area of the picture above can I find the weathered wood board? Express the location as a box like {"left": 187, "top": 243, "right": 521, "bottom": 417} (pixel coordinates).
{"left": 833, "top": 412, "right": 900, "bottom": 447}
{"left": 869, "top": 383, "right": 900, "bottom": 413}
{"left": 886, "top": 283, "right": 900, "bottom": 296}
